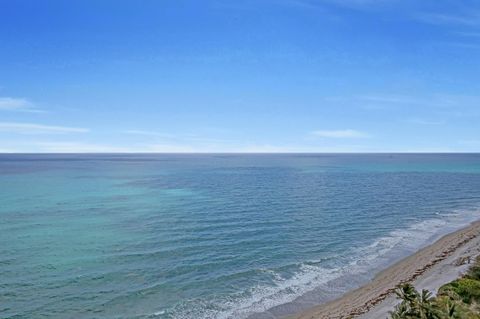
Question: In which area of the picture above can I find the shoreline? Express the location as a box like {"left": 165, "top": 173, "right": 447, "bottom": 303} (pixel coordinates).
{"left": 288, "top": 219, "right": 480, "bottom": 319}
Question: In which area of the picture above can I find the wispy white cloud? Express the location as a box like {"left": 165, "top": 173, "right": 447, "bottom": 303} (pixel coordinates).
{"left": 438, "top": 40, "right": 480, "bottom": 50}
{"left": 354, "top": 94, "right": 452, "bottom": 108}
{"left": 148, "top": 143, "right": 372, "bottom": 153}
{"left": 311, "top": 129, "right": 370, "bottom": 138}
{"left": 223, "top": 0, "right": 402, "bottom": 14}
{"left": 124, "top": 130, "right": 175, "bottom": 138}
{"left": 406, "top": 118, "right": 445, "bottom": 125}
{"left": 0, "top": 141, "right": 372, "bottom": 153}
{"left": 326, "top": 94, "right": 480, "bottom": 114}
{"left": 415, "top": 8, "right": 480, "bottom": 50}
{"left": 273, "top": 0, "right": 325, "bottom": 10}
{"left": 357, "top": 95, "right": 427, "bottom": 105}
{"left": 285, "top": 0, "right": 398, "bottom": 10}
{"left": 125, "top": 129, "right": 229, "bottom": 144}
{"left": 236, "top": 144, "right": 302, "bottom": 153}
{"left": 417, "top": 12, "right": 480, "bottom": 27}
{"left": 321, "top": 0, "right": 395, "bottom": 6}
{"left": 0, "top": 97, "right": 43, "bottom": 113}
{"left": 146, "top": 143, "right": 199, "bottom": 153}
{"left": 454, "top": 31, "right": 480, "bottom": 38}
{"left": 325, "top": 94, "right": 435, "bottom": 109}
{"left": 458, "top": 140, "right": 480, "bottom": 146}
{"left": 0, "top": 122, "right": 89, "bottom": 134}
{"left": 31, "top": 142, "right": 294, "bottom": 153}
{"left": 36, "top": 142, "right": 130, "bottom": 153}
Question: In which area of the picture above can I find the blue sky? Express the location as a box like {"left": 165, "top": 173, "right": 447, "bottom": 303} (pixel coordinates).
{"left": 1, "top": 0, "right": 479, "bottom": 153}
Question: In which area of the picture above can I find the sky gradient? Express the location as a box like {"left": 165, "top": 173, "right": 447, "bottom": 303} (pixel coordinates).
{"left": 1, "top": 0, "right": 479, "bottom": 153}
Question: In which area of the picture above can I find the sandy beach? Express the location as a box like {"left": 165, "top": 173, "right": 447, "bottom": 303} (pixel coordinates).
{"left": 290, "top": 220, "right": 480, "bottom": 319}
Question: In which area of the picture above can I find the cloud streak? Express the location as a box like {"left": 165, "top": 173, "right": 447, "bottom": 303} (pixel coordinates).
{"left": 0, "top": 122, "right": 89, "bottom": 134}
{"left": 311, "top": 129, "right": 370, "bottom": 138}
{"left": 284, "top": 0, "right": 397, "bottom": 10}
{"left": 35, "top": 142, "right": 129, "bottom": 153}
{"left": 406, "top": 118, "right": 445, "bottom": 125}
{"left": 124, "top": 130, "right": 175, "bottom": 138}
{"left": 327, "top": 94, "right": 480, "bottom": 113}
{"left": 417, "top": 12, "right": 480, "bottom": 27}
{"left": 0, "top": 97, "right": 43, "bottom": 112}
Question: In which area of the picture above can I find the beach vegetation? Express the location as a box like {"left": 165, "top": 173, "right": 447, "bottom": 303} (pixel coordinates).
{"left": 439, "top": 278, "right": 480, "bottom": 305}
{"left": 389, "top": 257, "right": 480, "bottom": 319}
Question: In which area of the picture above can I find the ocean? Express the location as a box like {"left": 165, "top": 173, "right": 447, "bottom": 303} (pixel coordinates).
{"left": 1, "top": 153, "right": 480, "bottom": 319}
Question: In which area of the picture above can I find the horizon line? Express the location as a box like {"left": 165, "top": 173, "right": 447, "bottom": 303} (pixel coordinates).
{"left": 1, "top": 152, "right": 479, "bottom": 155}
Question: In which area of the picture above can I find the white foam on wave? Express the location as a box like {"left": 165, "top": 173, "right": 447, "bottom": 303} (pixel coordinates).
{"left": 159, "top": 208, "right": 480, "bottom": 319}
{"left": 162, "top": 264, "right": 339, "bottom": 319}
{"left": 352, "top": 209, "right": 479, "bottom": 270}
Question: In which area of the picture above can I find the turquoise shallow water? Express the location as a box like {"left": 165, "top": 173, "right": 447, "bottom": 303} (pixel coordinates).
{"left": 1, "top": 154, "right": 480, "bottom": 319}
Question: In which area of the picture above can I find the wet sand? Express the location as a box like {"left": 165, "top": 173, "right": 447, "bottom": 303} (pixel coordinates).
{"left": 290, "top": 220, "right": 480, "bottom": 319}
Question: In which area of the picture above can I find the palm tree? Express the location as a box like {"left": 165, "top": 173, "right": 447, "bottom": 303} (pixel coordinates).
{"left": 416, "top": 289, "right": 437, "bottom": 319}
{"left": 389, "top": 301, "right": 411, "bottom": 319}
{"left": 395, "top": 283, "right": 419, "bottom": 305}
{"left": 444, "top": 301, "right": 456, "bottom": 318}
{"left": 390, "top": 284, "right": 438, "bottom": 319}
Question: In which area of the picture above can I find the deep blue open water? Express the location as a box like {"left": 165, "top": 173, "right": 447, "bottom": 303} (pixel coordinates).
{"left": 1, "top": 154, "right": 480, "bottom": 319}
